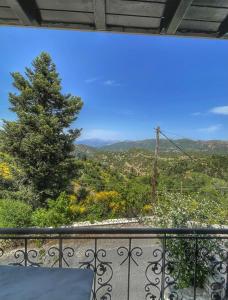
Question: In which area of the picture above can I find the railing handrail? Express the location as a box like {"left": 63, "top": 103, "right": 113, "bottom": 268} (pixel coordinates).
{"left": 0, "top": 227, "right": 227, "bottom": 235}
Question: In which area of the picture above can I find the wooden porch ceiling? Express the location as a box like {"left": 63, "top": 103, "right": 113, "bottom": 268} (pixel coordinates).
{"left": 1, "top": 0, "right": 228, "bottom": 39}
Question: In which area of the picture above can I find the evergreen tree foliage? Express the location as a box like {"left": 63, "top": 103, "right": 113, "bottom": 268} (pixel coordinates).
{"left": 2, "top": 52, "right": 83, "bottom": 206}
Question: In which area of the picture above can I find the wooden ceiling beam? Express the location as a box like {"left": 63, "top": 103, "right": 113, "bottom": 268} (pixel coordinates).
{"left": 93, "top": 0, "right": 106, "bottom": 30}
{"left": 166, "top": 0, "right": 194, "bottom": 34}
{"left": 7, "top": 0, "right": 39, "bottom": 26}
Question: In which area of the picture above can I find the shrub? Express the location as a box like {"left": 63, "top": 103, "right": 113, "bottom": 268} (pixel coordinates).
{"left": 0, "top": 153, "right": 16, "bottom": 192}
{"left": 120, "top": 182, "right": 151, "bottom": 217}
{"left": 68, "top": 191, "right": 87, "bottom": 218}
{"left": 85, "top": 191, "right": 122, "bottom": 221}
{"left": 155, "top": 192, "right": 226, "bottom": 226}
{"left": 0, "top": 199, "right": 32, "bottom": 227}
{"left": 0, "top": 185, "right": 40, "bottom": 207}
{"left": 69, "top": 204, "right": 86, "bottom": 215}
{"left": 32, "top": 192, "right": 72, "bottom": 227}
{"left": 0, "top": 162, "right": 12, "bottom": 180}
{"left": 154, "top": 192, "right": 222, "bottom": 289}
{"left": 164, "top": 236, "right": 219, "bottom": 289}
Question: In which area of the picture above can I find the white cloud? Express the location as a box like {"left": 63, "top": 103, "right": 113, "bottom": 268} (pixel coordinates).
{"left": 197, "top": 124, "right": 222, "bottom": 133}
{"left": 103, "top": 80, "right": 121, "bottom": 87}
{"left": 191, "top": 112, "right": 201, "bottom": 116}
{"left": 80, "top": 129, "right": 122, "bottom": 140}
{"left": 210, "top": 106, "right": 228, "bottom": 115}
{"left": 85, "top": 78, "right": 121, "bottom": 86}
{"left": 85, "top": 77, "right": 99, "bottom": 84}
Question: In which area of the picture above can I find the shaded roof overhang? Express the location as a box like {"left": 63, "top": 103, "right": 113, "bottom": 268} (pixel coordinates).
{"left": 1, "top": 0, "right": 228, "bottom": 39}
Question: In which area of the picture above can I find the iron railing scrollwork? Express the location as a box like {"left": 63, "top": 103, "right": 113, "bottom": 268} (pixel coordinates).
{"left": 0, "top": 227, "right": 226, "bottom": 300}
{"left": 79, "top": 239, "right": 113, "bottom": 300}
{"left": 48, "top": 245, "right": 75, "bottom": 267}
{"left": 117, "top": 238, "right": 143, "bottom": 300}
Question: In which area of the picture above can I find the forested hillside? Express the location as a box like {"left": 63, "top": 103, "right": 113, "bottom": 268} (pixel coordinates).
{"left": 97, "top": 138, "right": 228, "bottom": 154}
{"left": 72, "top": 146, "right": 228, "bottom": 224}
{"left": 75, "top": 146, "right": 228, "bottom": 193}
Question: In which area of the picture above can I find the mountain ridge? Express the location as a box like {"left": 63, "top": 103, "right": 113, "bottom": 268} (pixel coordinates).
{"left": 77, "top": 138, "right": 119, "bottom": 148}
{"left": 76, "top": 138, "right": 228, "bottom": 154}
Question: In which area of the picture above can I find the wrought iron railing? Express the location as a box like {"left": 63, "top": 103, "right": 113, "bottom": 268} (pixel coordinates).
{"left": 0, "top": 227, "right": 227, "bottom": 300}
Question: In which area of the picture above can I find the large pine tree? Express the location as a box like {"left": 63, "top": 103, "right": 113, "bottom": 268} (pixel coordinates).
{"left": 2, "top": 52, "right": 83, "bottom": 206}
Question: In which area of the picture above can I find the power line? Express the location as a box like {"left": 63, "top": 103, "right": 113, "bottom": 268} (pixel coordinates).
{"left": 161, "top": 130, "right": 193, "bottom": 140}
{"left": 159, "top": 129, "right": 194, "bottom": 160}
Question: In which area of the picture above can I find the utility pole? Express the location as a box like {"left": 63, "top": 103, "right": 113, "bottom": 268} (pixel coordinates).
{"left": 151, "top": 126, "right": 160, "bottom": 204}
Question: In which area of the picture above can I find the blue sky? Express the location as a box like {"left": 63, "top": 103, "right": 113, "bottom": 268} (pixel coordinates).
{"left": 0, "top": 26, "right": 228, "bottom": 141}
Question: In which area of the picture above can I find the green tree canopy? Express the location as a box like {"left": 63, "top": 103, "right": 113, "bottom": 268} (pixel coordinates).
{"left": 2, "top": 52, "right": 83, "bottom": 206}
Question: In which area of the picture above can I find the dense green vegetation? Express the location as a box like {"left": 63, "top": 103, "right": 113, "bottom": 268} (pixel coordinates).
{"left": 0, "top": 143, "right": 227, "bottom": 227}
{"left": 99, "top": 138, "right": 228, "bottom": 154}
{"left": 0, "top": 52, "right": 227, "bottom": 230}
{"left": 73, "top": 148, "right": 228, "bottom": 221}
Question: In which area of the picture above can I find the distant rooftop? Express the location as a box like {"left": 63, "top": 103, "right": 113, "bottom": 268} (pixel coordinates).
{"left": 1, "top": 0, "right": 228, "bottom": 39}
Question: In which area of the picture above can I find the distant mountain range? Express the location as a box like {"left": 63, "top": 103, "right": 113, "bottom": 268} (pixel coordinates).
{"left": 76, "top": 138, "right": 228, "bottom": 154}
{"left": 77, "top": 138, "right": 119, "bottom": 148}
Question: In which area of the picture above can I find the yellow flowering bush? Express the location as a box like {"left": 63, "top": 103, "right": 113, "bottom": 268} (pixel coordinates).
{"left": 0, "top": 162, "right": 12, "bottom": 180}
{"left": 92, "top": 191, "right": 119, "bottom": 203}
{"left": 85, "top": 190, "right": 121, "bottom": 221}
{"left": 142, "top": 204, "right": 153, "bottom": 214}
{"left": 69, "top": 204, "right": 86, "bottom": 215}
{"left": 68, "top": 194, "right": 77, "bottom": 203}
{"left": 109, "top": 200, "right": 125, "bottom": 214}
